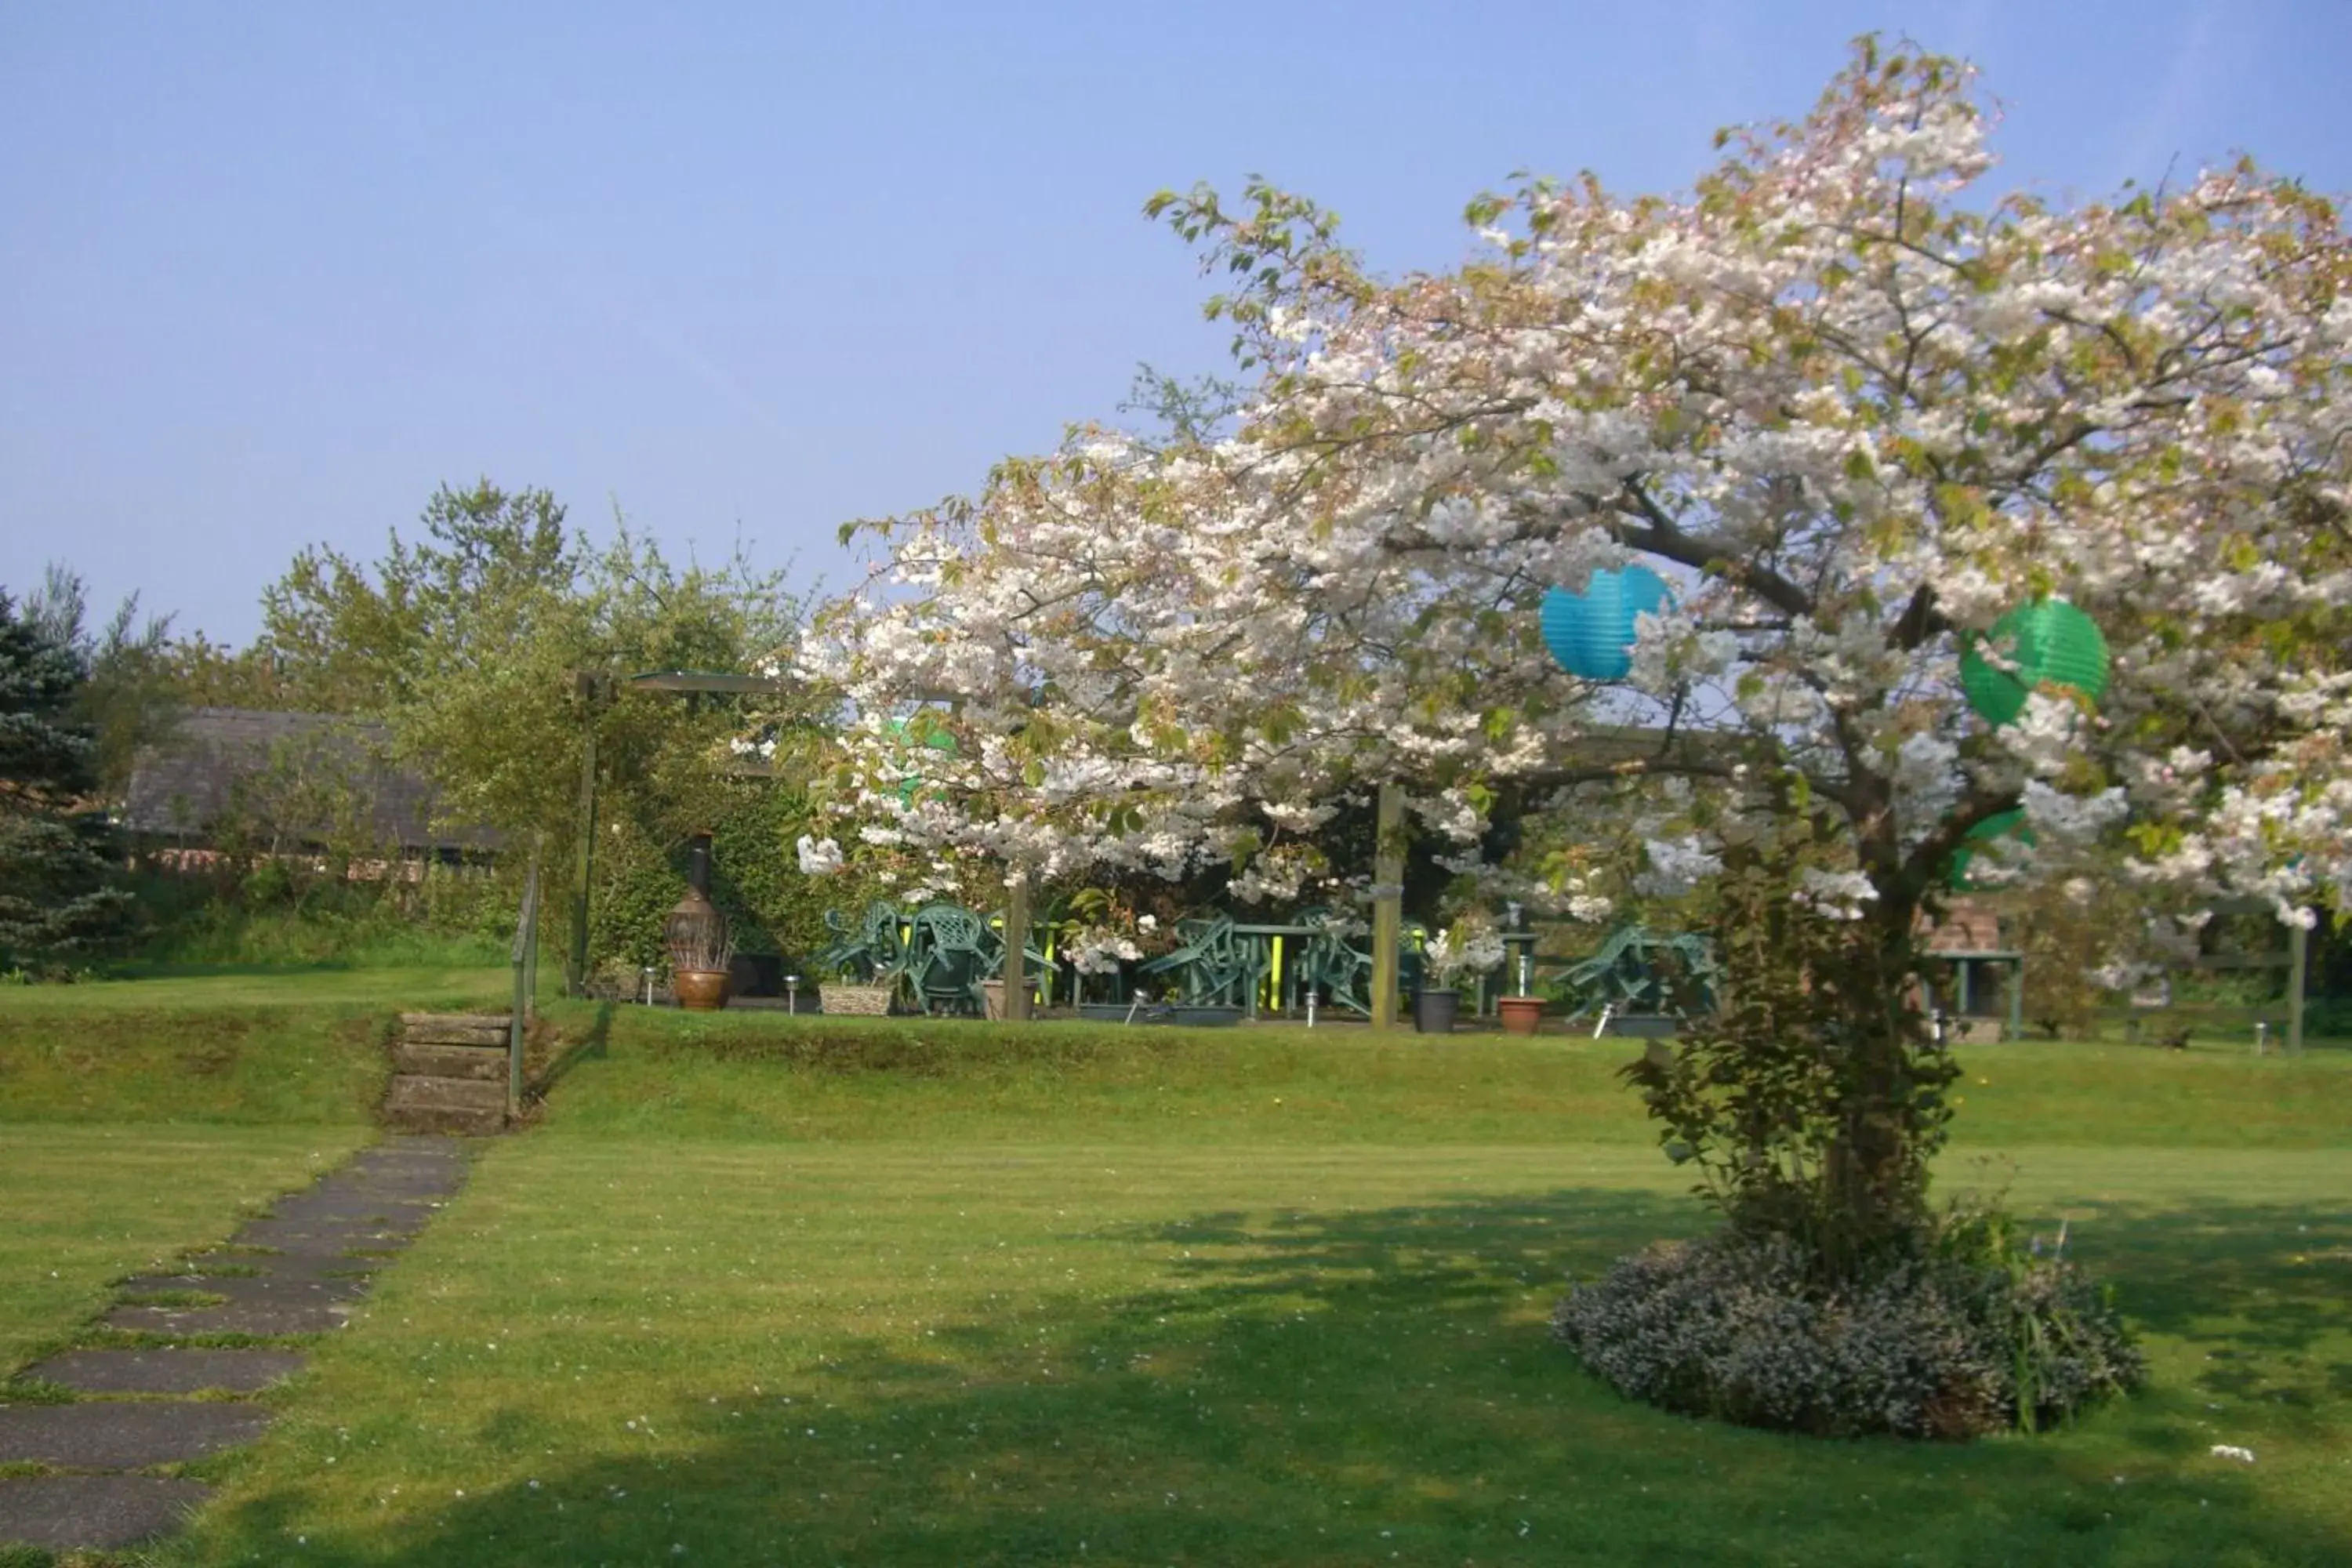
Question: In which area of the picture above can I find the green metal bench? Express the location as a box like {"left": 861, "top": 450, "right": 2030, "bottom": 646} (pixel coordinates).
{"left": 816, "top": 900, "right": 909, "bottom": 986}
{"left": 1138, "top": 913, "right": 1268, "bottom": 1007}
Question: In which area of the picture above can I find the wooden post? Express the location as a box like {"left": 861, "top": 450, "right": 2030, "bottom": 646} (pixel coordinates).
{"left": 565, "top": 714, "right": 598, "bottom": 998}
{"left": 1004, "top": 872, "right": 1032, "bottom": 1022}
{"left": 507, "top": 858, "right": 538, "bottom": 1120}
{"left": 506, "top": 960, "right": 527, "bottom": 1120}
{"left": 522, "top": 836, "right": 543, "bottom": 1023}
{"left": 1370, "top": 782, "right": 1403, "bottom": 1031}
{"left": 2287, "top": 919, "right": 2309, "bottom": 1054}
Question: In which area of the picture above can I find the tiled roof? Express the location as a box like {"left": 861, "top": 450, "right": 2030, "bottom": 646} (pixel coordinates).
{"left": 122, "top": 708, "right": 503, "bottom": 852}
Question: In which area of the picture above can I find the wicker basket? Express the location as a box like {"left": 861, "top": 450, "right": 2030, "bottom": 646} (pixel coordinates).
{"left": 819, "top": 982, "right": 895, "bottom": 1016}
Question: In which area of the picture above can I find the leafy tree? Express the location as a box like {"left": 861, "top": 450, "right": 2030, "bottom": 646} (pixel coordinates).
{"left": 811, "top": 38, "right": 2349, "bottom": 1279}
{"left": 226, "top": 480, "right": 817, "bottom": 975}
{"left": 0, "top": 588, "right": 136, "bottom": 970}
{"left": 253, "top": 480, "right": 573, "bottom": 715}
{"left": 156, "top": 632, "right": 303, "bottom": 712}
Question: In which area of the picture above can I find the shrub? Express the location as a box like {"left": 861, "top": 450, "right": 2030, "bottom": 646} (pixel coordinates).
{"left": 2301, "top": 996, "right": 2352, "bottom": 1040}
{"left": 1552, "top": 1220, "right": 2142, "bottom": 1439}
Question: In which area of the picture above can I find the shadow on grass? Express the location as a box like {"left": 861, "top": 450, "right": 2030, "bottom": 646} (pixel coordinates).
{"left": 530, "top": 1002, "right": 612, "bottom": 1102}
{"left": 2046, "top": 1195, "right": 2352, "bottom": 1423}
{"left": 193, "top": 1191, "right": 2351, "bottom": 1567}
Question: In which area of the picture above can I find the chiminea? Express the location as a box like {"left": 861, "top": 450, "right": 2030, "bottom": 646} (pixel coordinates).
{"left": 664, "top": 830, "right": 732, "bottom": 1010}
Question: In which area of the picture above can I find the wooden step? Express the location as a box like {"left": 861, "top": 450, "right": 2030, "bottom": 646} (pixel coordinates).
{"left": 386, "top": 1075, "right": 506, "bottom": 1113}
{"left": 398, "top": 1013, "right": 510, "bottom": 1048}
{"left": 382, "top": 1102, "right": 506, "bottom": 1136}
{"left": 392, "top": 1043, "right": 507, "bottom": 1080}
{"left": 381, "top": 1074, "right": 506, "bottom": 1136}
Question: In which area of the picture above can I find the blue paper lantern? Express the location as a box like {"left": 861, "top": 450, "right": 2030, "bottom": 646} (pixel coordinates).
{"left": 1540, "top": 565, "right": 1673, "bottom": 681}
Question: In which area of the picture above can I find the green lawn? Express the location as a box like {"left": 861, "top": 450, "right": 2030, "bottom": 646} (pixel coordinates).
{"left": 0, "top": 1127, "right": 368, "bottom": 1374}
{"left": 122, "top": 1007, "right": 2350, "bottom": 1567}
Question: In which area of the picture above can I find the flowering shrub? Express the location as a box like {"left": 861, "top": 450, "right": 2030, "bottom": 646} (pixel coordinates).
{"left": 1054, "top": 889, "right": 1173, "bottom": 978}
{"left": 1064, "top": 926, "right": 1144, "bottom": 975}
{"left": 1424, "top": 919, "right": 1508, "bottom": 987}
{"left": 1552, "top": 1221, "right": 2142, "bottom": 1439}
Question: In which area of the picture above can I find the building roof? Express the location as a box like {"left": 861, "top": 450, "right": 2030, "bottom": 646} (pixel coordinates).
{"left": 122, "top": 707, "right": 503, "bottom": 853}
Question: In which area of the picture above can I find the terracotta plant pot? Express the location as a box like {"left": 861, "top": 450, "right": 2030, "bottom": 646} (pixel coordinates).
{"left": 673, "top": 969, "right": 731, "bottom": 1012}
{"left": 1497, "top": 996, "right": 1545, "bottom": 1036}
{"left": 981, "top": 980, "right": 1007, "bottom": 1020}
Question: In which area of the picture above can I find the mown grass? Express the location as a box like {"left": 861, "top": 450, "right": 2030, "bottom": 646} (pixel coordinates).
{"left": 114, "top": 1007, "right": 2351, "bottom": 1568}
{"left": 0, "top": 1127, "right": 366, "bottom": 1374}
{"left": 155, "top": 1140, "right": 2352, "bottom": 1567}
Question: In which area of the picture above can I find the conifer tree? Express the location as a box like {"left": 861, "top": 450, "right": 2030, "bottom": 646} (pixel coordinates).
{"left": 0, "top": 589, "right": 135, "bottom": 971}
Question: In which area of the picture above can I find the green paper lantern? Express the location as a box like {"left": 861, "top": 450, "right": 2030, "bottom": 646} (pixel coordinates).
{"left": 887, "top": 717, "right": 958, "bottom": 804}
{"left": 1946, "top": 808, "right": 2037, "bottom": 890}
{"left": 1959, "top": 600, "right": 2110, "bottom": 728}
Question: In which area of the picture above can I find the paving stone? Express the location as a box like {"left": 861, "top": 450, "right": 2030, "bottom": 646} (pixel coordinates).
{"left": 223, "top": 1220, "right": 412, "bottom": 1255}
{"left": 318, "top": 1167, "right": 468, "bottom": 1198}
{"left": 120, "top": 1272, "right": 368, "bottom": 1306}
{"left": 263, "top": 1200, "right": 438, "bottom": 1229}
{"left": 328, "top": 1179, "right": 466, "bottom": 1205}
{"left": 103, "top": 1298, "right": 349, "bottom": 1335}
{"left": 180, "top": 1250, "right": 376, "bottom": 1283}
{"left": 342, "top": 1145, "right": 463, "bottom": 1162}
{"left": 0, "top": 1403, "right": 270, "bottom": 1468}
{"left": 0, "top": 1475, "right": 212, "bottom": 1552}
{"left": 19, "top": 1348, "right": 307, "bottom": 1396}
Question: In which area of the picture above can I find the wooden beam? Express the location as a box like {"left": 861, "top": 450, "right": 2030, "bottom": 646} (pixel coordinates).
{"left": 2287, "top": 920, "right": 2309, "bottom": 1054}
{"left": 565, "top": 724, "right": 597, "bottom": 998}
{"left": 1003, "top": 875, "right": 1032, "bottom": 1022}
{"left": 624, "top": 670, "right": 792, "bottom": 695}
{"left": 1370, "top": 782, "right": 1403, "bottom": 1031}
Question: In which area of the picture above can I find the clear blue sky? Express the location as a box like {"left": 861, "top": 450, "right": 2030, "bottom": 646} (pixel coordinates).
{"left": 4, "top": 1, "right": 2346, "bottom": 644}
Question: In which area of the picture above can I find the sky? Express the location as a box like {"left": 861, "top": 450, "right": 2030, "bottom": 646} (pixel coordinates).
{"left": 3, "top": 0, "right": 2347, "bottom": 645}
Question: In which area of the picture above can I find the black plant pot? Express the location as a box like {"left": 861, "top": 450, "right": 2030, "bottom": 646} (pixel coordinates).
{"left": 1414, "top": 988, "right": 1460, "bottom": 1035}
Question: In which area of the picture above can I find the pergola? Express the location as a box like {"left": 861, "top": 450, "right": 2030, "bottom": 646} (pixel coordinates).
{"left": 564, "top": 670, "right": 1040, "bottom": 1021}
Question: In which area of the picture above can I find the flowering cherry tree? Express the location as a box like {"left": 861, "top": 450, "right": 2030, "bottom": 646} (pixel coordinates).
{"left": 805, "top": 41, "right": 2348, "bottom": 1261}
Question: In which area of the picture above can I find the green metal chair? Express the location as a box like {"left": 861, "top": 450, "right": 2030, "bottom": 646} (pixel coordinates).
{"left": 816, "top": 900, "right": 909, "bottom": 985}
{"left": 1138, "top": 913, "right": 1267, "bottom": 1007}
{"left": 978, "top": 911, "right": 1051, "bottom": 1000}
{"left": 1294, "top": 909, "right": 1428, "bottom": 1018}
{"left": 906, "top": 903, "right": 995, "bottom": 1015}
{"left": 1295, "top": 909, "right": 1372, "bottom": 1015}
{"left": 1554, "top": 925, "right": 1717, "bottom": 1021}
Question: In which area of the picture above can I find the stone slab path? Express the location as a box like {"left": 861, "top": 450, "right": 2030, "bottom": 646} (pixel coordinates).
{"left": 0, "top": 1136, "right": 473, "bottom": 1555}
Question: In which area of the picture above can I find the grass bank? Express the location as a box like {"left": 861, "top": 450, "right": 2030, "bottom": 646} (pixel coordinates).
{"left": 534, "top": 1000, "right": 2352, "bottom": 1150}
{"left": 0, "top": 967, "right": 510, "bottom": 1124}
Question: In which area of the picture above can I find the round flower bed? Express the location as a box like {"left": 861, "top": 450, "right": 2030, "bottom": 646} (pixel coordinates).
{"left": 1552, "top": 1224, "right": 2142, "bottom": 1439}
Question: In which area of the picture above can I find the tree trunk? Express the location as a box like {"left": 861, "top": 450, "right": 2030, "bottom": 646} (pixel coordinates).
{"left": 1817, "top": 896, "right": 1947, "bottom": 1272}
